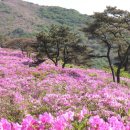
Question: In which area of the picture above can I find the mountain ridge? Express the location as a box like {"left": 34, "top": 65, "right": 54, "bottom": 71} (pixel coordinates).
{"left": 0, "top": 0, "right": 92, "bottom": 37}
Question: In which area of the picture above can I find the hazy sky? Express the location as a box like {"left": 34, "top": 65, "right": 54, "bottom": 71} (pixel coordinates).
{"left": 24, "top": 0, "right": 130, "bottom": 15}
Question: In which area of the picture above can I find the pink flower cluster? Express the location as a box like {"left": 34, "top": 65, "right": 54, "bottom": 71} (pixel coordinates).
{"left": 89, "top": 115, "right": 130, "bottom": 130}
{"left": 0, "top": 48, "right": 129, "bottom": 129}
{"left": 0, "top": 112, "right": 130, "bottom": 130}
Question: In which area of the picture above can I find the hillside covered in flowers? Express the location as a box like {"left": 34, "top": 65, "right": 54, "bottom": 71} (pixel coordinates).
{"left": 0, "top": 48, "right": 130, "bottom": 130}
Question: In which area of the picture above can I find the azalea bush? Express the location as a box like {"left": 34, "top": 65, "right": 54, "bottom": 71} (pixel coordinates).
{"left": 1, "top": 112, "right": 130, "bottom": 130}
{"left": 0, "top": 48, "right": 129, "bottom": 129}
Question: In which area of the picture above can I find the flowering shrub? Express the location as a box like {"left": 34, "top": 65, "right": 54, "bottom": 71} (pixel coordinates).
{"left": 0, "top": 113, "right": 130, "bottom": 130}
{"left": 0, "top": 48, "right": 129, "bottom": 129}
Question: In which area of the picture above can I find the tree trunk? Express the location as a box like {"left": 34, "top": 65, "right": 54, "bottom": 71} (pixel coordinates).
{"left": 44, "top": 42, "right": 57, "bottom": 66}
{"left": 124, "top": 56, "right": 128, "bottom": 71}
{"left": 117, "top": 45, "right": 130, "bottom": 83}
{"left": 55, "top": 62, "right": 58, "bottom": 66}
{"left": 117, "top": 65, "right": 121, "bottom": 83}
{"left": 106, "top": 43, "right": 116, "bottom": 82}
{"left": 55, "top": 42, "right": 60, "bottom": 67}
{"left": 62, "top": 45, "right": 68, "bottom": 68}
{"left": 62, "top": 63, "right": 66, "bottom": 68}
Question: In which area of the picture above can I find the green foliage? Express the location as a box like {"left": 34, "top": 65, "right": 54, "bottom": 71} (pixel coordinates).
{"left": 28, "top": 104, "right": 52, "bottom": 117}
{"left": 5, "top": 107, "right": 24, "bottom": 123}
{"left": 103, "top": 65, "right": 130, "bottom": 84}
{"left": 0, "top": 3, "right": 11, "bottom": 13}
{"left": 0, "top": 96, "right": 24, "bottom": 123}
{"left": 88, "top": 73, "right": 97, "bottom": 77}
{"left": 33, "top": 72, "right": 46, "bottom": 80}
{"left": 72, "top": 115, "right": 90, "bottom": 130}
{"left": 38, "top": 7, "right": 89, "bottom": 27}
{"left": 83, "top": 6, "right": 130, "bottom": 83}
{"left": 91, "top": 58, "right": 108, "bottom": 69}
{"left": 21, "top": 33, "right": 37, "bottom": 38}
{"left": 9, "top": 28, "right": 37, "bottom": 38}
{"left": 36, "top": 25, "right": 49, "bottom": 32}
{"left": 120, "top": 71, "right": 130, "bottom": 79}
{"left": 103, "top": 66, "right": 130, "bottom": 79}
{"left": 128, "top": 109, "right": 130, "bottom": 116}
{"left": 63, "top": 63, "right": 78, "bottom": 68}
{"left": 26, "top": 98, "right": 55, "bottom": 117}
{"left": 36, "top": 25, "right": 82, "bottom": 67}
{"left": 116, "top": 108, "right": 127, "bottom": 117}
{"left": 0, "top": 34, "right": 8, "bottom": 47}
{"left": 9, "top": 28, "right": 25, "bottom": 37}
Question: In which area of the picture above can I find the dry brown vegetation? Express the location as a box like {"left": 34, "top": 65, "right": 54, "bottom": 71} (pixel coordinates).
{"left": 4, "top": 38, "right": 38, "bottom": 57}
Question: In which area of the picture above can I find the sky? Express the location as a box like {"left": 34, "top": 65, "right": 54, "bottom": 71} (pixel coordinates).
{"left": 24, "top": 0, "right": 130, "bottom": 15}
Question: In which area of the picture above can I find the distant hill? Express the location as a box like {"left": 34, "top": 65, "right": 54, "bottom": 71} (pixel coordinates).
{"left": 0, "top": 0, "right": 93, "bottom": 37}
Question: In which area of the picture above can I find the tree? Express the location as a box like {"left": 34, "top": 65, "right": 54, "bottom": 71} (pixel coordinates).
{"left": 83, "top": 6, "right": 130, "bottom": 83}
{"left": 0, "top": 35, "right": 8, "bottom": 47}
{"left": 36, "top": 25, "right": 84, "bottom": 68}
